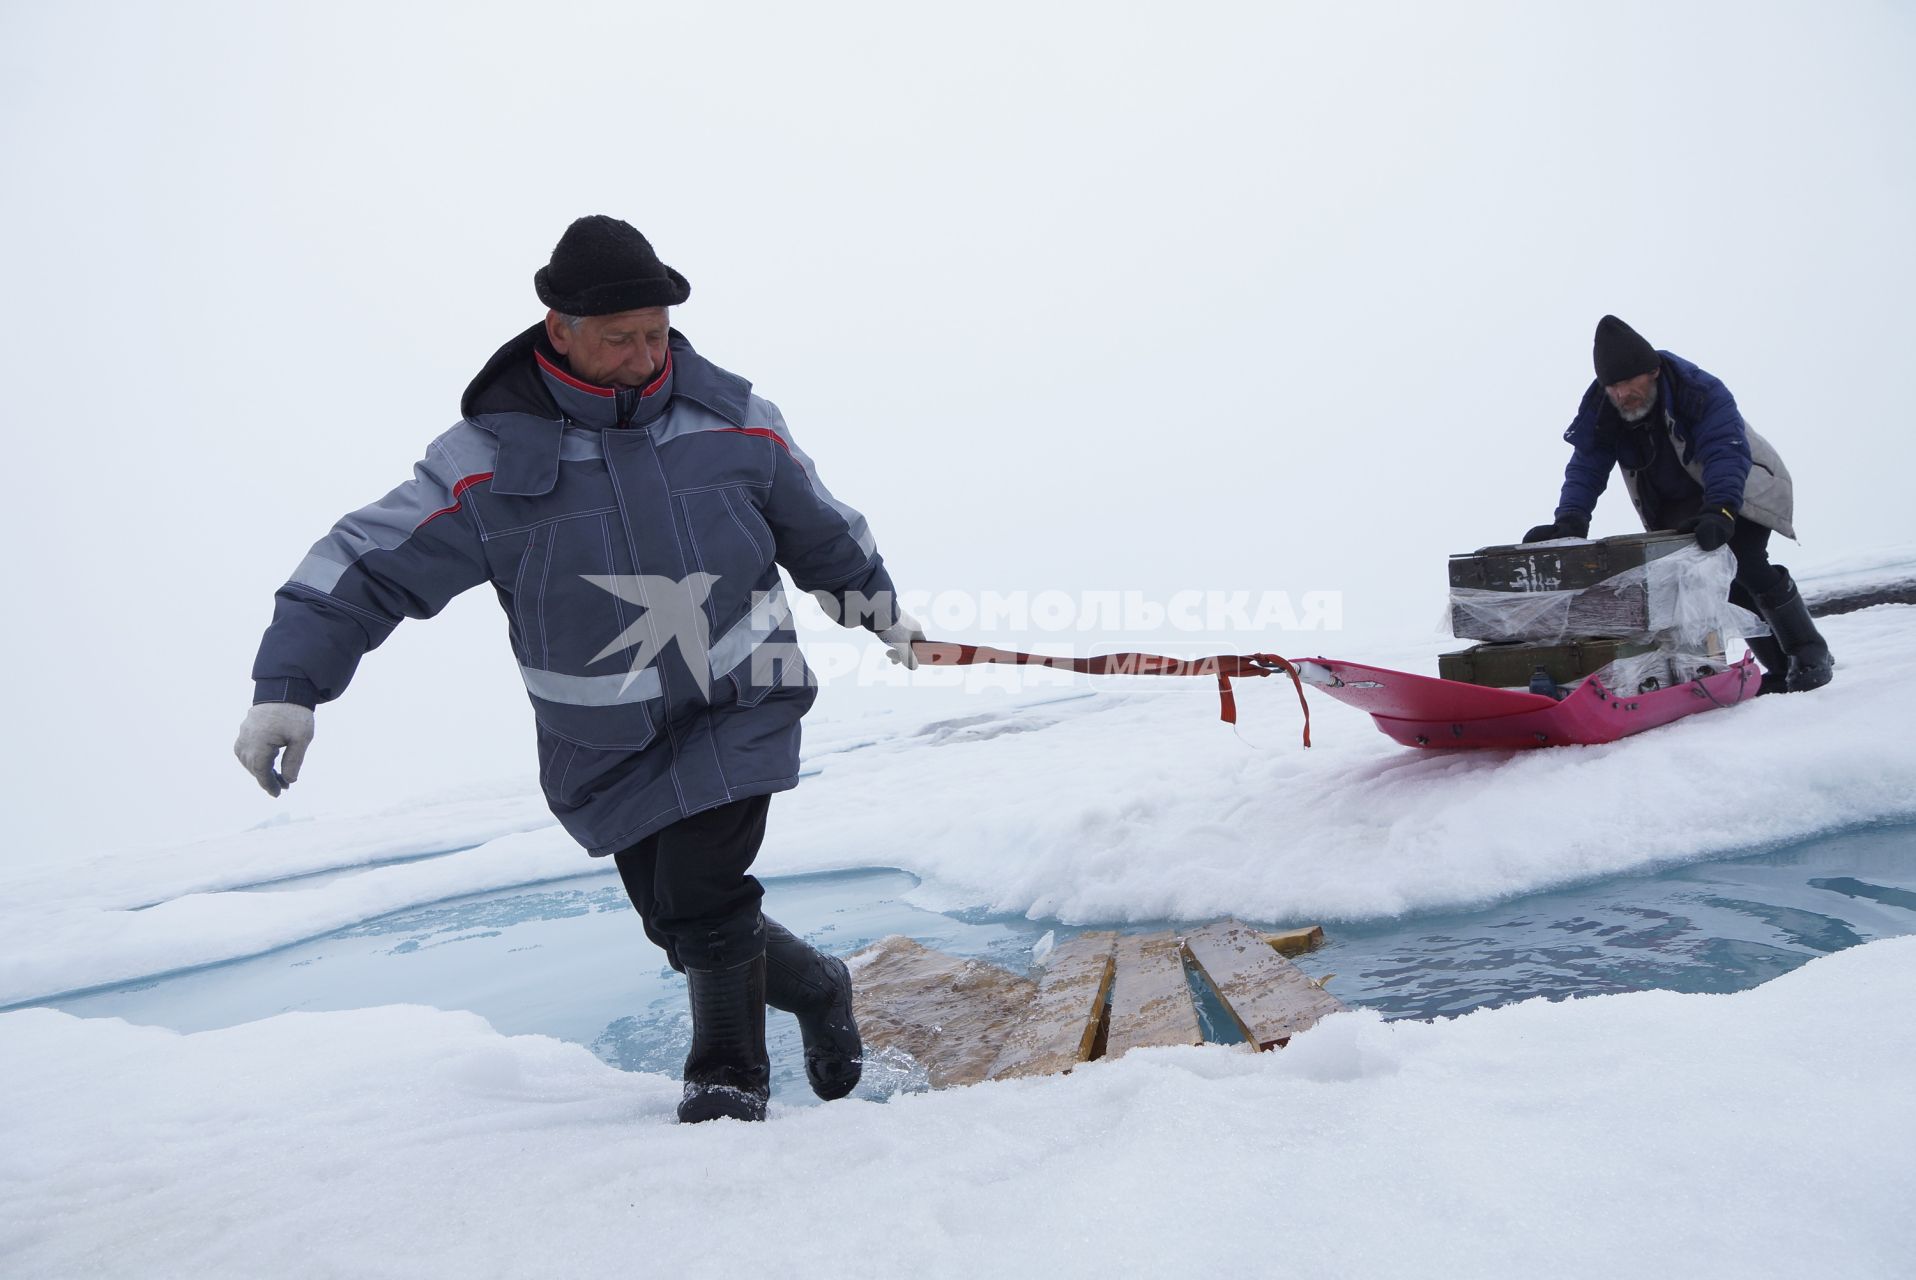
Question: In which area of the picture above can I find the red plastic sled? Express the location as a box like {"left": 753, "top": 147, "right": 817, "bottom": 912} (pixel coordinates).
{"left": 1295, "top": 654, "right": 1762, "bottom": 749}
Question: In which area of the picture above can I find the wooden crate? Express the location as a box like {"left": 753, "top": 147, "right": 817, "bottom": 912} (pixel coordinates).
{"left": 1438, "top": 638, "right": 1660, "bottom": 690}
{"left": 1449, "top": 578, "right": 1657, "bottom": 641}
{"left": 1448, "top": 532, "right": 1695, "bottom": 642}
{"left": 1448, "top": 532, "right": 1691, "bottom": 592}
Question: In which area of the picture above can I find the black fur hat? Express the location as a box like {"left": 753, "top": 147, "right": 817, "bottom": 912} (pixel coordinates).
{"left": 535, "top": 215, "right": 690, "bottom": 316}
{"left": 1593, "top": 314, "right": 1659, "bottom": 385}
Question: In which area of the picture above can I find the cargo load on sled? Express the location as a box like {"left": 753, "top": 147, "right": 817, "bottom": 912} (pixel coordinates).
{"left": 1300, "top": 532, "right": 1763, "bottom": 749}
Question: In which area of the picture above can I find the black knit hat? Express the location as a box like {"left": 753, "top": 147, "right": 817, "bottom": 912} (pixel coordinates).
{"left": 1593, "top": 314, "right": 1659, "bottom": 385}
{"left": 534, "top": 215, "right": 690, "bottom": 316}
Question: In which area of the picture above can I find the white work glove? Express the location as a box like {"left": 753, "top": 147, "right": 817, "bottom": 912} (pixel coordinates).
{"left": 234, "top": 702, "right": 315, "bottom": 797}
{"left": 879, "top": 612, "right": 927, "bottom": 670}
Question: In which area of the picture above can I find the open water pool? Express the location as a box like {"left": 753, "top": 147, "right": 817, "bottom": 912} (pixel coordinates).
{"left": 43, "top": 821, "right": 1916, "bottom": 1101}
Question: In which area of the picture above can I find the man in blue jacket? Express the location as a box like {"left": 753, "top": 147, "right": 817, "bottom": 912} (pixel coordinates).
{"left": 233, "top": 216, "right": 924, "bottom": 1122}
{"left": 1522, "top": 315, "right": 1832, "bottom": 694}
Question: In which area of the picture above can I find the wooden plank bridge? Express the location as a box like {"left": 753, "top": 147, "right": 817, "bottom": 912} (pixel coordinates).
{"left": 848, "top": 920, "right": 1345, "bottom": 1087}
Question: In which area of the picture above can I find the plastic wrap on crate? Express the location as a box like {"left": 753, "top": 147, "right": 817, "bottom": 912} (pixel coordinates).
{"left": 1450, "top": 545, "right": 1761, "bottom": 645}
{"left": 1588, "top": 647, "right": 1734, "bottom": 698}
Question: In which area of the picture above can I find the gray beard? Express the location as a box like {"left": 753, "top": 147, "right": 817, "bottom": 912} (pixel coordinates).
{"left": 1618, "top": 400, "right": 1655, "bottom": 423}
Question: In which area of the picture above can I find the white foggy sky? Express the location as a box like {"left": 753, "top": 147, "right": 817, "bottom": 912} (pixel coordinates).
{"left": 2, "top": 1, "right": 1912, "bottom": 860}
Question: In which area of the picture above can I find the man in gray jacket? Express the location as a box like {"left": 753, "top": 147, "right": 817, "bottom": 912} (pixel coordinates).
{"left": 235, "top": 216, "right": 922, "bottom": 1122}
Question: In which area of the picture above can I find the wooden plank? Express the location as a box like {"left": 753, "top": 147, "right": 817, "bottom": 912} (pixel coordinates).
{"left": 1106, "top": 931, "right": 1202, "bottom": 1058}
{"left": 1182, "top": 920, "right": 1347, "bottom": 1050}
{"left": 848, "top": 936, "right": 1037, "bottom": 1088}
{"left": 1266, "top": 925, "right": 1326, "bottom": 958}
{"left": 985, "top": 931, "right": 1118, "bottom": 1080}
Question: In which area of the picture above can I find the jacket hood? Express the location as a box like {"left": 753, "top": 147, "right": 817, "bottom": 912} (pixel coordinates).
{"left": 461, "top": 323, "right": 552, "bottom": 420}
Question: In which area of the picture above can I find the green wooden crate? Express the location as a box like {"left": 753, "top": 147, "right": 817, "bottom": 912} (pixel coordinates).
{"left": 1438, "top": 638, "right": 1661, "bottom": 690}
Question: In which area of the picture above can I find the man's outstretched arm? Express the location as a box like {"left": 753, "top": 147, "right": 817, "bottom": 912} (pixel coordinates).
{"left": 237, "top": 427, "right": 494, "bottom": 794}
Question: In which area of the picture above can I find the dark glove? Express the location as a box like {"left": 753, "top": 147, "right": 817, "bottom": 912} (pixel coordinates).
{"left": 1520, "top": 511, "right": 1590, "bottom": 543}
{"left": 1677, "top": 508, "right": 1735, "bottom": 551}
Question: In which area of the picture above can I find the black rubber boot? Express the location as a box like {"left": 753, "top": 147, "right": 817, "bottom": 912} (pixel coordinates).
{"left": 763, "top": 917, "right": 862, "bottom": 1101}
{"left": 678, "top": 954, "right": 770, "bottom": 1123}
{"left": 1757, "top": 569, "right": 1835, "bottom": 694}
{"left": 1744, "top": 633, "right": 1790, "bottom": 696}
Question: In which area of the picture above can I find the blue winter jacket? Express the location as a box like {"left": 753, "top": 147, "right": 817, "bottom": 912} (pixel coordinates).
{"left": 1554, "top": 350, "right": 1789, "bottom": 533}
{"left": 250, "top": 326, "right": 901, "bottom": 855}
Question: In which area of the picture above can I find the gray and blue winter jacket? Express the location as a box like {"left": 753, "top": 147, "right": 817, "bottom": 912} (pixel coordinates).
{"left": 1554, "top": 350, "right": 1796, "bottom": 538}
{"left": 250, "top": 325, "right": 901, "bottom": 855}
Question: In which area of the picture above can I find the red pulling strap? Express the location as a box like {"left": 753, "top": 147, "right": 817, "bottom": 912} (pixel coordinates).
{"left": 909, "top": 641, "right": 1312, "bottom": 747}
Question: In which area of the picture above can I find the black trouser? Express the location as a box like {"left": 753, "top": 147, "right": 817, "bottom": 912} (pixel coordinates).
{"left": 1656, "top": 495, "right": 1786, "bottom": 611}
{"left": 611, "top": 795, "right": 769, "bottom": 972}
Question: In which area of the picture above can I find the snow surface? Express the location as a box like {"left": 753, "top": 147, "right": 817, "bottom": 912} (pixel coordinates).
{"left": 1797, "top": 540, "right": 1916, "bottom": 605}
{"left": 5, "top": 937, "right": 1912, "bottom": 1278}
{"left": 5, "top": 604, "right": 1912, "bottom": 1008}
{"left": 3, "top": 598, "right": 1908, "bottom": 1277}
